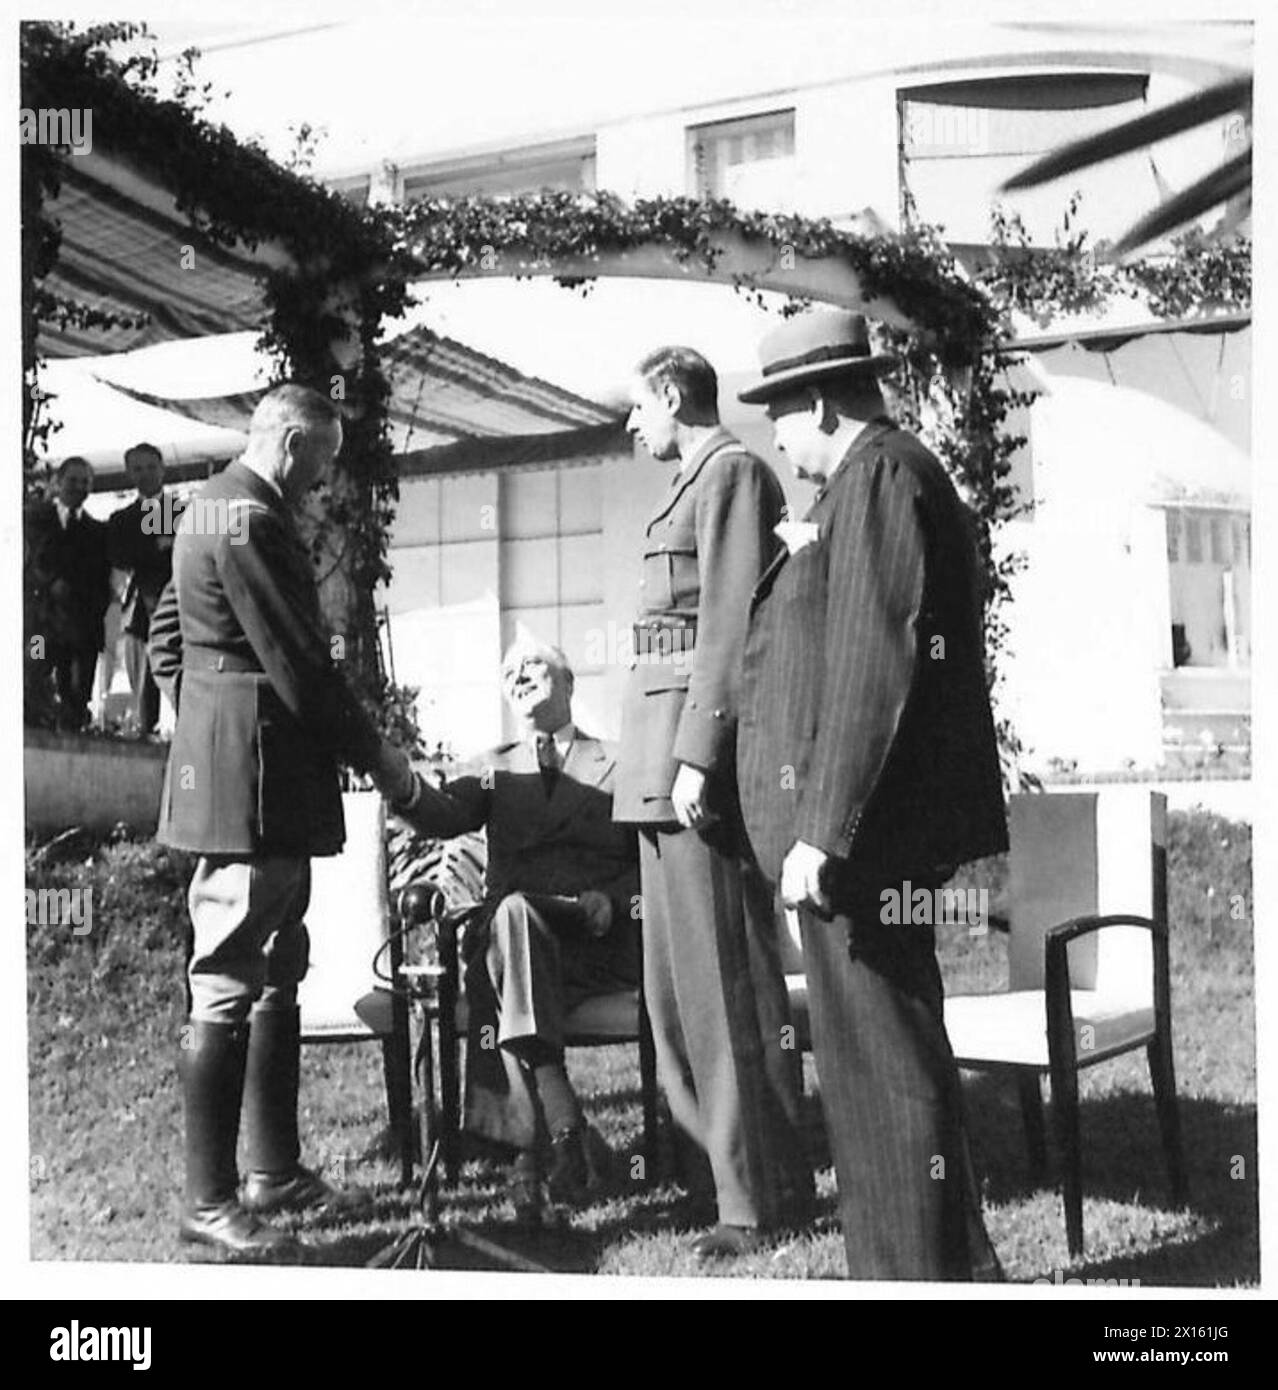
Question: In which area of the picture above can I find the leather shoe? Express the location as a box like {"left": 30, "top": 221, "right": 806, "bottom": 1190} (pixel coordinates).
{"left": 689, "top": 1223, "right": 764, "bottom": 1262}
{"left": 546, "top": 1125, "right": 590, "bottom": 1204}
{"left": 179, "top": 1200, "right": 296, "bottom": 1257}
{"left": 508, "top": 1149, "right": 545, "bottom": 1226}
{"left": 242, "top": 1165, "right": 369, "bottom": 1218}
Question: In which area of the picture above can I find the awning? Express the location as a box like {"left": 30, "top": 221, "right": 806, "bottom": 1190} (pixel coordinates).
{"left": 92, "top": 324, "right": 617, "bottom": 455}
{"left": 36, "top": 150, "right": 283, "bottom": 359}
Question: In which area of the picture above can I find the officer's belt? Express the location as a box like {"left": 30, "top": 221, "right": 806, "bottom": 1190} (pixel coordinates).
{"left": 182, "top": 646, "right": 264, "bottom": 674}
{"left": 633, "top": 617, "right": 696, "bottom": 658}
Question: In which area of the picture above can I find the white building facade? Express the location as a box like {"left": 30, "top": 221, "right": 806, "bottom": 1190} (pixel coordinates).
{"left": 334, "top": 22, "right": 1251, "bottom": 771}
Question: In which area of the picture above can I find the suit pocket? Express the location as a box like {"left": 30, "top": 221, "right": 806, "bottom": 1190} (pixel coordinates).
{"left": 641, "top": 546, "right": 675, "bottom": 611}
{"left": 636, "top": 661, "right": 691, "bottom": 696}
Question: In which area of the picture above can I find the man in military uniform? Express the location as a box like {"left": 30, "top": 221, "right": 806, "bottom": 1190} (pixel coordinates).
{"left": 614, "top": 346, "right": 812, "bottom": 1261}
{"left": 150, "top": 384, "right": 415, "bottom": 1257}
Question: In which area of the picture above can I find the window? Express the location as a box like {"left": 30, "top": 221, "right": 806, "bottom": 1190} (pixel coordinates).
{"left": 1184, "top": 515, "right": 1203, "bottom": 563}
{"left": 899, "top": 72, "right": 1151, "bottom": 243}
{"left": 1235, "top": 518, "right": 1250, "bottom": 567}
{"left": 402, "top": 135, "right": 597, "bottom": 201}
{"left": 1165, "top": 511, "right": 1179, "bottom": 563}
{"left": 688, "top": 109, "right": 796, "bottom": 207}
{"left": 385, "top": 461, "right": 609, "bottom": 750}
{"left": 1210, "top": 516, "right": 1229, "bottom": 565}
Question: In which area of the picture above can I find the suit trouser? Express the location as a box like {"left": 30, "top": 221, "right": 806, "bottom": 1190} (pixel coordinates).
{"left": 464, "top": 892, "right": 638, "bottom": 1150}
{"left": 186, "top": 856, "right": 311, "bottom": 1024}
{"left": 798, "top": 895, "right": 996, "bottom": 1280}
{"left": 641, "top": 824, "right": 811, "bottom": 1229}
{"left": 50, "top": 643, "right": 98, "bottom": 729}
{"left": 123, "top": 631, "right": 161, "bottom": 733}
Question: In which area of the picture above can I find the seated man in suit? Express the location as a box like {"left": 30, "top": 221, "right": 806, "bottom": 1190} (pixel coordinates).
{"left": 393, "top": 637, "right": 640, "bottom": 1223}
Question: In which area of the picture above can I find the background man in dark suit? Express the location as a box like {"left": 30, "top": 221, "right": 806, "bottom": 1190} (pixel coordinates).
{"left": 736, "top": 310, "right": 1008, "bottom": 1280}
{"left": 109, "top": 441, "right": 180, "bottom": 736}
{"left": 150, "top": 384, "right": 415, "bottom": 1257}
{"left": 394, "top": 637, "right": 640, "bottom": 1224}
{"left": 614, "top": 346, "right": 811, "bottom": 1262}
{"left": 24, "top": 456, "right": 111, "bottom": 731}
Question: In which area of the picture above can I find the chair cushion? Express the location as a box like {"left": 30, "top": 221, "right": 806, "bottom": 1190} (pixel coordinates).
{"left": 945, "top": 989, "right": 1156, "bottom": 1068}
{"left": 565, "top": 989, "right": 641, "bottom": 1040}
{"left": 453, "top": 988, "right": 641, "bottom": 1042}
{"left": 353, "top": 988, "right": 395, "bottom": 1038}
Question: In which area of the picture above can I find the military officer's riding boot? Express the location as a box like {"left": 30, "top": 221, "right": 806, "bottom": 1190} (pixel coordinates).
{"left": 178, "top": 1019, "right": 293, "bottom": 1255}
{"left": 241, "top": 1006, "right": 367, "bottom": 1217}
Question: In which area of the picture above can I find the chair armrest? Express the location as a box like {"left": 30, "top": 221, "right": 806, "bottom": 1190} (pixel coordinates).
{"left": 1043, "top": 914, "right": 1166, "bottom": 1068}
{"left": 1044, "top": 912, "right": 1165, "bottom": 951}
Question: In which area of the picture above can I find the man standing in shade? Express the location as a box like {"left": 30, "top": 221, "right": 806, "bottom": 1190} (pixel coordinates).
{"left": 615, "top": 346, "right": 811, "bottom": 1261}
{"left": 150, "top": 384, "right": 415, "bottom": 1257}
{"left": 24, "top": 456, "right": 111, "bottom": 731}
{"left": 735, "top": 310, "right": 1007, "bottom": 1280}
{"left": 109, "top": 441, "right": 180, "bottom": 737}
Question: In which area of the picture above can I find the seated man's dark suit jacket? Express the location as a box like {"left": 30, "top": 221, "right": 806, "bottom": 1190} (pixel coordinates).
{"left": 399, "top": 733, "right": 640, "bottom": 1148}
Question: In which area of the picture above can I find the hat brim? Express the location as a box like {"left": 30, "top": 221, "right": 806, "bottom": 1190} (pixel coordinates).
{"left": 737, "top": 352, "right": 899, "bottom": 404}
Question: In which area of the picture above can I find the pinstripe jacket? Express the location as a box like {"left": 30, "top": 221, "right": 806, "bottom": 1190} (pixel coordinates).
{"left": 149, "top": 461, "right": 381, "bottom": 857}
{"left": 736, "top": 418, "right": 1007, "bottom": 896}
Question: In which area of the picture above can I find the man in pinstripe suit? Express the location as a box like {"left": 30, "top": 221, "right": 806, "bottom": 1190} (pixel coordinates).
{"left": 736, "top": 310, "right": 1007, "bottom": 1280}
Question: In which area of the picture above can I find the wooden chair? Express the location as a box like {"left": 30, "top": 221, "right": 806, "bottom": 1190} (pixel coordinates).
{"left": 297, "top": 790, "right": 414, "bottom": 1186}
{"left": 943, "top": 789, "right": 1187, "bottom": 1256}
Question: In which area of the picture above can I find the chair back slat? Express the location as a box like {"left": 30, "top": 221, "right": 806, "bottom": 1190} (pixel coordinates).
{"left": 1009, "top": 789, "right": 1164, "bottom": 1002}
{"left": 299, "top": 791, "right": 389, "bottom": 1038}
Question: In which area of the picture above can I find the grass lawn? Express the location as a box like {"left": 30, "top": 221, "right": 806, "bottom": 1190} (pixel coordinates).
{"left": 26, "top": 810, "right": 1256, "bottom": 1284}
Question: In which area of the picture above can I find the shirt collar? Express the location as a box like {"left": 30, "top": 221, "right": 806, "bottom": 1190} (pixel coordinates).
{"left": 676, "top": 426, "right": 732, "bottom": 477}
{"left": 55, "top": 499, "right": 79, "bottom": 527}
{"left": 534, "top": 721, "right": 576, "bottom": 761}
{"left": 810, "top": 416, "right": 895, "bottom": 505}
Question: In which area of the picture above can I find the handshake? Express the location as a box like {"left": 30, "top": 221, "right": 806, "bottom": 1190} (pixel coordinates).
{"left": 369, "top": 739, "right": 419, "bottom": 808}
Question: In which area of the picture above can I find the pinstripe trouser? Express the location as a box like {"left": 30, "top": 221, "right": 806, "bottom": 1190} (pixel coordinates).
{"left": 798, "top": 890, "right": 995, "bottom": 1280}
{"left": 640, "top": 823, "right": 811, "bottom": 1229}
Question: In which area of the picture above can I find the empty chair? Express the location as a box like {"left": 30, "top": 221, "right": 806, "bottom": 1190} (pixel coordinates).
{"left": 944, "top": 788, "right": 1187, "bottom": 1256}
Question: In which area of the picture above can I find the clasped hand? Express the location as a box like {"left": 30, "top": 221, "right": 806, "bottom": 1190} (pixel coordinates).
{"left": 371, "top": 740, "right": 416, "bottom": 805}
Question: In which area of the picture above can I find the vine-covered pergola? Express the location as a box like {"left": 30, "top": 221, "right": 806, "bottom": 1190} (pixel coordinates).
{"left": 22, "top": 23, "right": 1251, "bottom": 770}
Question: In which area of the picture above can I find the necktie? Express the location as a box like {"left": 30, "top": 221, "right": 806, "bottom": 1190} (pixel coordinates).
{"left": 535, "top": 732, "right": 559, "bottom": 795}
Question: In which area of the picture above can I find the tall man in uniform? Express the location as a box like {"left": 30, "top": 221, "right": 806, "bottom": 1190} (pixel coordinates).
{"left": 615, "top": 346, "right": 812, "bottom": 1261}
{"left": 150, "top": 384, "right": 415, "bottom": 1257}
{"left": 735, "top": 311, "right": 1007, "bottom": 1279}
